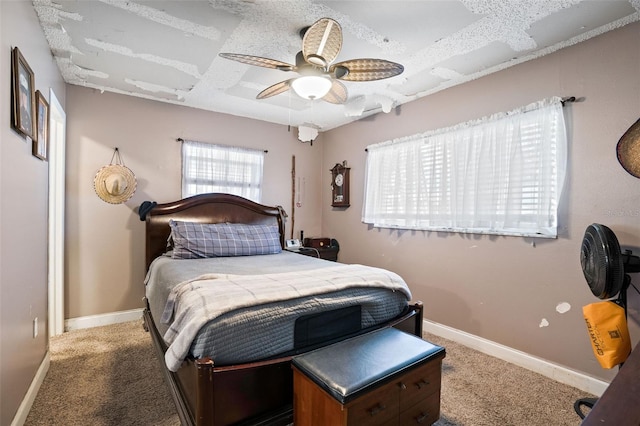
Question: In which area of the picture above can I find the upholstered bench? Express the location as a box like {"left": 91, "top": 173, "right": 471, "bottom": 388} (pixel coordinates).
{"left": 292, "top": 327, "right": 445, "bottom": 425}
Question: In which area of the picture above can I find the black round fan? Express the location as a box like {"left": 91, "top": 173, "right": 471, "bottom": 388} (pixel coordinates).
{"left": 580, "top": 223, "right": 640, "bottom": 301}
{"left": 580, "top": 223, "right": 625, "bottom": 299}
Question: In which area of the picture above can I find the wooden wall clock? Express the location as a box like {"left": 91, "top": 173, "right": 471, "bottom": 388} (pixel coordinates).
{"left": 330, "top": 163, "right": 350, "bottom": 207}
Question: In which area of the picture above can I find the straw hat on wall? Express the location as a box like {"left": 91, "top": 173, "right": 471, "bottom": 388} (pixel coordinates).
{"left": 617, "top": 118, "right": 640, "bottom": 179}
{"left": 93, "top": 148, "right": 137, "bottom": 204}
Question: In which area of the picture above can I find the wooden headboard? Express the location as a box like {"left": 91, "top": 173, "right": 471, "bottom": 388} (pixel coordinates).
{"left": 144, "top": 193, "right": 286, "bottom": 270}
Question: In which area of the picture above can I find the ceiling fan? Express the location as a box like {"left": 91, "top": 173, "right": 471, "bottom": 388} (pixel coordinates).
{"left": 219, "top": 18, "right": 404, "bottom": 104}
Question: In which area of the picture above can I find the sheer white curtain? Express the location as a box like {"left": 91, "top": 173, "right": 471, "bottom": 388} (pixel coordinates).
{"left": 363, "top": 97, "right": 567, "bottom": 237}
{"left": 182, "top": 140, "right": 264, "bottom": 202}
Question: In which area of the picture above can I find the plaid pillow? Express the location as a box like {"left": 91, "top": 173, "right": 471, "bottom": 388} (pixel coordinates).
{"left": 169, "top": 220, "right": 282, "bottom": 259}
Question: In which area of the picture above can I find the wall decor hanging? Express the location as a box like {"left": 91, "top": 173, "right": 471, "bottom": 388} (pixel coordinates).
{"left": 330, "top": 162, "right": 350, "bottom": 208}
{"left": 11, "top": 47, "right": 36, "bottom": 140}
{"left": 33, "top": 90, "right": 49, "bottom": 161}
{"left": 93, "top": 148, "right": 137, "bottom": 204}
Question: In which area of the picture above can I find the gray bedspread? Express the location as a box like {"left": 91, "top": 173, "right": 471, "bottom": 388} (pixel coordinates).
{"left": 145, "top": 251, "right": 411, "bottom": 370}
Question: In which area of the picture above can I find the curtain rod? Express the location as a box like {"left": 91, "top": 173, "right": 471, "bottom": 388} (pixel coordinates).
{"left": 176, "top": 138, "right": 268, "bottom": 153}
{"left": 364, "top": 96, "right": 580, "bottom": 151}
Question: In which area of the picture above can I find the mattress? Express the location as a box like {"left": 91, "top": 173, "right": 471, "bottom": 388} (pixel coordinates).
{"left": 145, "top": 251, "right": 411, "bottom": 369}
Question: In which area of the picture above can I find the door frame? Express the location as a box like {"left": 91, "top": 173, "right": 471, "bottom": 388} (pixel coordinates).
{"left": 48, "top": 88, "right": 65, "bottom": 337}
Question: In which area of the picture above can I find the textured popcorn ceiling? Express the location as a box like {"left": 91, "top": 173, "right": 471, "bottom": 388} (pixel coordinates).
{"left": 33, "top": 0, "right": 640, "bottom": 131}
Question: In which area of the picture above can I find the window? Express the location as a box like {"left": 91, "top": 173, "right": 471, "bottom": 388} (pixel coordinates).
{"left": 182, "top": 140, "right": 264, "bottom": 202}
{"left": 362, "top": 97, "right": 567, "bottom": 238}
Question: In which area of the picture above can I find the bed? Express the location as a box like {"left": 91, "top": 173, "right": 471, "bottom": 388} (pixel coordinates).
{"left": 141, "top": 193, "right": 424, "bottom": 426}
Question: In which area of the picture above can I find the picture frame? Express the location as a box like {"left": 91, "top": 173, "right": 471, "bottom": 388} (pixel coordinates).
{"left": 33, "top": 90, "right": 49, "bottom": 161}
{"left": 11, "top": 47, "right": 36, "bottom": 140}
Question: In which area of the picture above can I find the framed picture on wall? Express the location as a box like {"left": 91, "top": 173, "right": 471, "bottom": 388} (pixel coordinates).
{"left": 33, "top": 90, "right": 49, "bottom": 161}
{"left": 11, "top": 47, "right": 36, "bottom": 140}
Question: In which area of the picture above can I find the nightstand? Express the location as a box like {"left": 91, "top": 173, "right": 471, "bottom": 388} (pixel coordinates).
{"left": 287, "top": 246, "right": 339, "bottom": 262}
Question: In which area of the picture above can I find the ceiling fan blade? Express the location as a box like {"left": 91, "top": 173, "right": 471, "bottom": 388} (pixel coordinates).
{"left": 219, "top": 53, "right": 295, "bottom": 71}
{"left": 322, "top": 80, "right": 348, "bottom": 104}
{"left": 256, "top": 79, "right": 293, "bottom": 99}
{"left": 302, "top": 18, "right": 342, "bottom": 66}
{"left": 331, "top": 58, "right": 404, "bottom": 81}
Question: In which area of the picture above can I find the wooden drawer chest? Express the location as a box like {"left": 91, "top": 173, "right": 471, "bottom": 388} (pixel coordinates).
{"left": 292, "top": 328, "right": 445, "bottom": 425}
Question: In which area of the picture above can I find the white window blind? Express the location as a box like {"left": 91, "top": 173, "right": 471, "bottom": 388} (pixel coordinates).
{"left": 181, "top": 140, "right": 264, "bottom": 202}
{"left": 362, "top": 97, "right": 567, "bottom": 238}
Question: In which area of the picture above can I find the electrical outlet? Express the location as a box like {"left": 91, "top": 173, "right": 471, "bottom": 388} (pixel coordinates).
{"left": 33, "top": 317, "right": 38, "bottom": 338}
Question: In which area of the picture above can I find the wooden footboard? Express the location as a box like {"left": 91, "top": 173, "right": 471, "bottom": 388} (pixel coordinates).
{"left": 144, "top": 302, "right": 424, "bottom": 426}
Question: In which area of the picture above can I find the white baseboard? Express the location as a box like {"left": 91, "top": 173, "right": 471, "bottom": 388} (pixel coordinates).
{"left": 11, "top": 352, "right": 50, "bottom": 426}
{"left": 65, "top": 308, "right": 144, "bottom": 331}
{"left": 423, "top": 319, "right": 609, "bottom": 397}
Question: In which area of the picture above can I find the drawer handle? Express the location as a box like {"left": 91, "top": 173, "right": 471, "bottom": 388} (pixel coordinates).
{"left": 415, "top": 412, "right": 429, "bottom": 423}
{"left": 367, "top": 403, "right": 386, "bottom": 416}
{"left": 415, "top": 379, "right": 430, "bottom": 389}
{"left": 399, "top": 382, "right": 407, "bottom": 390}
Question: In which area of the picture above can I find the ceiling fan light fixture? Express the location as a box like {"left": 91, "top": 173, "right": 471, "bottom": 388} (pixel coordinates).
{"left": 291, "top": 75, "right": 332, "bottom": 100}
{"left": 220, "top": 18, "right": 399, "bottom": 104}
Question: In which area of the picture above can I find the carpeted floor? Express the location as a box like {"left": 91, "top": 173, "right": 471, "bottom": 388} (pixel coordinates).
{"left": 25, "top": 321, "right": 179, "bottom": 426}
{"left": 25, "top": 320, "right": 593, "bottom": 425}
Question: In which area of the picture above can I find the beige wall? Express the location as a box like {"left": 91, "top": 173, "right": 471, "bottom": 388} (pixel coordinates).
{"left": 64, "top": 86, "right": 323, "bottom": 318}
{"left": 0, "top": 1, "right": 66, "bottom": 424}
{"left": 321, "top": 22, "right": 640, "bottom": 381}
